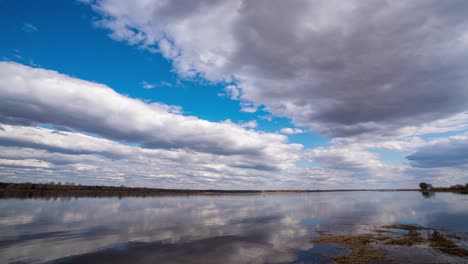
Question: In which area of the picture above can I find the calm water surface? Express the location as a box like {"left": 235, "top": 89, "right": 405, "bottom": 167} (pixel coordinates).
{"left": 0, "top": 191, "right": 467, "bottom": 263}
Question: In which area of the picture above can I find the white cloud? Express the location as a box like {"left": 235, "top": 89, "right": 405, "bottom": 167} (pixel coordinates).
{"left": 224, "top": 85, "right": 240, "bottom": 100}
{"left": 0, "top": 62, "right": 328, "bottom": 188}
{"left": 0, "top": 62, "right": 300, "bottom": 157}
{"left": 141, "top": 80, "right": 172, "bottom": 89}
{"left": 0, "top": 124, "right": 306, "bottom": 188}
{"left": 149, "top": 102, "right": 183, "bottom": 115}
{"left": 306, "top": 147, "right": 384, "bottom": 174}
{"left": 240, "top": 101, "right": 257, "bottom": 113}
{"left": 240, "top": 106, "right": 257, "bottom": 113}
{"left": 0, "top": 158, "right": 50, "bottom": 169}
{"left": 280, "top": 128, "right": 303, "bottom": 135}
{"left": 2, "top": 1, "right": 468, "bottom": 188}
{"left": 406, "top": 133, "right": 468, "bottom": 169}
{"left": 239, "top": 120, "right": 257, "bottom": 129}
{"left": 0, "top": 62, "right": 463, "bottom": 189}
{"left": 90, "top": 0, "right": 468, "bottom": 140}
{"left": 140, "top": 81, "right": 156, "bottom": 89}
{"left": 1, "top": 123, "right": 464, "bottom": 188}
{"left": 22, "top": 23, "right": 38, "bottom": 32}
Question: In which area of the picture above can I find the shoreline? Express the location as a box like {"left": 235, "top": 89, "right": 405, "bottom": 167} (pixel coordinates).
{"left": 1, "top": 182, "right": 466, "bottom": 198}
{"left": 0, "top": 181, "right": 421, "bottom": 198}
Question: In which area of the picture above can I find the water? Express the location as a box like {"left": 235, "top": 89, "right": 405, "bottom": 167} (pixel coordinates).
{"left": 0, "top": 191, "right": 467, "bottom": 263}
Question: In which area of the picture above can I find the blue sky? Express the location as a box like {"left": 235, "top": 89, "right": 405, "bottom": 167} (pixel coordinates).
{"left": 0, "top": 0, "right": 467, "bottom": 189}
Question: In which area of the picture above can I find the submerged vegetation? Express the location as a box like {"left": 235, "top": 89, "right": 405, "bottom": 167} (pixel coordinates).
{"left": 430, "top": 231, "right": 468, "bottom": 257}
{"left": 381, "top": 224, "right": 433, "bottom": 231}
{"left": 383, "top": 229, "right": 424, "bottom": 246}
{"left": 310, "top": 234, "right": 385, "bottom": 263}
{"left": 311, "top": 224, "right": 468, "bottom": 263}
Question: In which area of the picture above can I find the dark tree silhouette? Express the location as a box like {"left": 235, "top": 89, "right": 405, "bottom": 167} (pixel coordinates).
{"left": 419, "top": 182, "right": 430, "bottom": 190}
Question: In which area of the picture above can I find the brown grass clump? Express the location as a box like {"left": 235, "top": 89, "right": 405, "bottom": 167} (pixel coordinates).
{"left": 310, "top": 225, "right": 468, "bottom": 262}
{"left": 430, "top": 231, "right": 468, "bottom": 257}
{"left": 312, "top": 234, "right": 376, "bottom": 247}
{"left": 384, "top": 229, "right": 425, "bottom": 246}
{"left": 332, "top": 247, "right": 386, "bottom": 264}
{"left": 311, "top": 235, "right": 386, "bottom": 263}
{"left": 382, "top": 224, "right": 432, "bottom": 231}
{"left": 374, "top": 229, "right": 392, "bottom": 234}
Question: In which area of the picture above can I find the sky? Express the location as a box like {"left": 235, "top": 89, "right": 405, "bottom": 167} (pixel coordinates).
{"left": 0, "top": 0, "right": 467, "bottom": 189}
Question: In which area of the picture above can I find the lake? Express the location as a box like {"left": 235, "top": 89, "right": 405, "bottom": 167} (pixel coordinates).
{"left": 1, "top": 191, "right": 467, "bottom": 263}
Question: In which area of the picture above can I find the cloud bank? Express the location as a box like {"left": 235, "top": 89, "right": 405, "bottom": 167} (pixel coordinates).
{"left": 91, "top": 0, "right": 468, "bottom": 138}
{"left": 1, "top": 1, "right": 467, "bottom": 188}
{"left": 0, "top": 62, "right": 310, "bottom": 188}
{"left": 0, "top": 62, "right": 300, "bottom": 157}
{"left": 407, "top": 134, "right": 468, "bottom": 169}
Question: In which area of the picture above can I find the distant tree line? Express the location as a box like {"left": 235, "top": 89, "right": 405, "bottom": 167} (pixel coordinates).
{"left": 0, "top": 181, "right": 265, "bottom": 198}
{"left": 419, "top": 182, "right": 468, "bottom": 194}
{"left": 1, "top": 181, "right": 466, "bottom": 199}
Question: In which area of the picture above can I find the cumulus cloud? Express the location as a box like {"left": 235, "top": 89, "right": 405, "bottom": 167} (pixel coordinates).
{"left": 0, "top": 124, "right": 135, "bottom": 159}
{"left": 0, "top": 158, "right": 50, "bottom": 169}
{"left": 240, "top": 103, "right": 257, "bottom": 113}
{"left": 2, "top": 1, "right": 467, "bottom": 188}
{"left": 2, "top": 123, "right": 462, "bottom": 188}
{"left": 22, "top": 23, "right": 38, "bottom": 32}
{"left": 141, "top": 80, "right": 172, "bottom": 89}
{"left": 140, "top": 81, "right": 156, "bottom": 89}
{"left": 407, "top": 134, "right": 468, "bottom": 168}
{"left": 0, "top": 124, "right": 417, "bottom": 189}
{"left": 239, "top": 120, "right": 257, "bottom": 129}
{"left": 306, "top": 147, "right": 384, "bottom": 175}
{"left": 90, "top": 0, "right": 468, "bottom": 139}
{"left": 0, "top": 62, "right": 321, "bottom": 188}
{"left": 0, "top": 124, "right": 299, "bottom": 172}
{"left": 280, "top": 128, "right": 303, "bottom": 135}
{"left": 149, "top": 102, "right": 183, "bottom": 115}
{"left": 0, "top": 62, "right": 300, "bottom": 157}
{"left": 224, "top": 85, "right": 240, "bottom": 100}
{"left": 0, "top": 125, "right": 305, "bottom": 188}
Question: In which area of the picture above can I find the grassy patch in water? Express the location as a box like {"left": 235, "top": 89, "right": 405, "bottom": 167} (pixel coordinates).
{"left": 430, "top": 231, "right": 468, "bottom": 257}
{"left": 384, "top": 229, "right": 425, "bottom": 246}
{"left": 311, "top": 224, "right": 468, "bottom": 262}
{"left": 381, "top": 224, "right": 432, "bottom": 231}
{"left": 373, "top": 229, "right": 393, "bottom": 234}
{"left": 310, "top": 235, "right": 385, "bottom": 263}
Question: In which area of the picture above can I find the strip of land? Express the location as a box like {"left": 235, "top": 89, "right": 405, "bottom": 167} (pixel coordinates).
{"left": 0, "top": 181, "right": 419, "bottom": 198}
{"left": 0, "top": 181, "right": 466, "bottom": 198}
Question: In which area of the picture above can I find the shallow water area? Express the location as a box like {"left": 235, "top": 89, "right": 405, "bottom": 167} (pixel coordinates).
{"left": 0, "top": 191, "right": 467, "bottom": 263}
